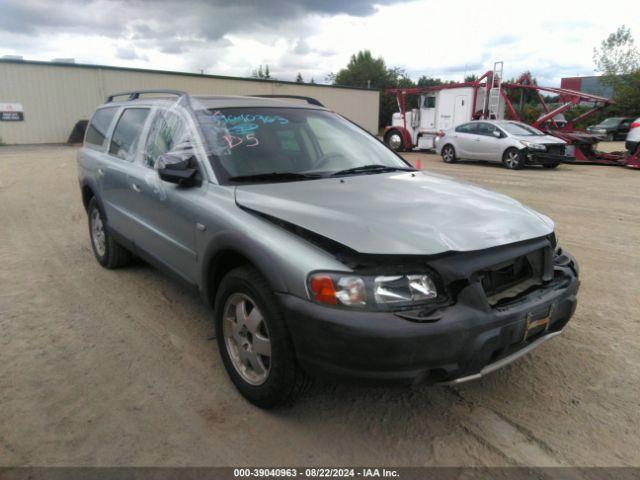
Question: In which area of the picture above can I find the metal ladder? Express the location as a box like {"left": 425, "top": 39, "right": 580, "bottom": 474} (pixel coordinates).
{"left": 487, "top": 61, "right": 503, "bottom": 119}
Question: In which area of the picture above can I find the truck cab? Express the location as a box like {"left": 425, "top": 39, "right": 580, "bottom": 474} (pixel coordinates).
{"left": 385, "top": 87, "right": 488, "bottom": 152}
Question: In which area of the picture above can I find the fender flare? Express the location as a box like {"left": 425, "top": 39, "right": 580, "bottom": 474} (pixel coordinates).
{"left": 199, "top": 230, "right": 289, "bottom": 308}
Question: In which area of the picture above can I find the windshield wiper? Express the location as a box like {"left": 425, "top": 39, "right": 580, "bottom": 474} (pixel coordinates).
{"left": 228, "top": 172, "right": 322, "bottom": 183}
{"left": 330, "top": 164, "right": 416, "bottom": 177}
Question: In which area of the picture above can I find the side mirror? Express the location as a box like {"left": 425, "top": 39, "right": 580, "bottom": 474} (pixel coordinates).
{"left": 492, "top": 130, "right": 502, "bottom": 138}
{"left": 157, "top": 154, "right": 198, "bottom": 187}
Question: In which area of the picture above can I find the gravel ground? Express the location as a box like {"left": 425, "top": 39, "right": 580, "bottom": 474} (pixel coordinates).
{"left": 0, "top": 144, "right": 638, "bottom": 467}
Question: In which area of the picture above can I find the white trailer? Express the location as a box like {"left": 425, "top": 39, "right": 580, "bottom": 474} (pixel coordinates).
{"left": 384, "top": 62, "right": 505, "bottom": 151}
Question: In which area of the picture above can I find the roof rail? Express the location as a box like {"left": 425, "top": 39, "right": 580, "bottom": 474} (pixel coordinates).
{"left": 106, "top": 89, "right": 188, "bottom": 103}
{"left": 249, "top": 94, "right": 325, "bottom": 107}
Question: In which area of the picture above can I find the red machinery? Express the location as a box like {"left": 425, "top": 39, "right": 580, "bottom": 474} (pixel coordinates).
{"left": 386, "top": 66, "right": 637, "bottom": 168}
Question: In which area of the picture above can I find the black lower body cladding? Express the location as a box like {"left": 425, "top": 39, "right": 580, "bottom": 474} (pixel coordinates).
{"left": 277, "top": 237, "right": 579, "bottom": 385}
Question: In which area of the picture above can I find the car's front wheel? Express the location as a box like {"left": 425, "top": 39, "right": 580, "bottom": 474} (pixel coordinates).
{"left": 214, "top": 266, "right": 309, "bottom": 408}
{"left": 441, "top": 144, "right": 457, "bottom": 163}
{"left": 87, "top": 198, "right": 131, "bottom": 268}
{"left": 503, "top": 148, "right": 524, "bottom": 170}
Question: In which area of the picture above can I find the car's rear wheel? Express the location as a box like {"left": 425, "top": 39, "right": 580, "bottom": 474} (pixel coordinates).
{"left": 214, "top": 266, "right": 309, "bottom": 408}
{"left": 441, "top": 144, "right": 457, "bottom": 163}
{"left": 87, "top": 198, "right": 131, "bottom": 268}
{"left": 385, "top": 130, "right": 405, "bottom": 152}
{"left": 503, "top": 148, "right": 524, "bottom": 170}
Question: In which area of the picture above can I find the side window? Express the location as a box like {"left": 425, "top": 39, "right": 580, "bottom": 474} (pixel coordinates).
{"left": 423, "top": 96, "right": 436, "bottom": 108}
{"left": 477, "top": 123, "right": 497, "bottom": 136}
{"left": 108, "top": 108, "right": 150, "bottom": 161}
{"left": 85, "top": 107, "right": 119, "bottom": 149}
{"left": 145, "top": 111, "right": 192, "bottom": 168}
{"left": 455, "top": 123, "right": 477, "bottom": 134}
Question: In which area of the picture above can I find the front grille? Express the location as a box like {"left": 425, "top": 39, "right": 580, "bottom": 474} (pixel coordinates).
{"left": 480, "top": 250, "right": 544, "bottom": 306}
{"left": 545, "top": 144, "right": 565, "bottom": 155}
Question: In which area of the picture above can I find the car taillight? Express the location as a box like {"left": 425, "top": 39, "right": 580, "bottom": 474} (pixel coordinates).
{"left": 631, "top": 122, "right": 640, "bottom": 129}
{"left": 436, "top": 130, "right": 445, "bottom": 138}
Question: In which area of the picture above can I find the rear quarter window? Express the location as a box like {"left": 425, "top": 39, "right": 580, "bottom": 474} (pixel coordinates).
{"left": 85, "top": 107, "right": 119, "bottom": 149}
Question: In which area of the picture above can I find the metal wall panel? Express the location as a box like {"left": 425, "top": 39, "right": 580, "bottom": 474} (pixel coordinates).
{"left": 0, "top": 61, "right": 379, "bottom": 144}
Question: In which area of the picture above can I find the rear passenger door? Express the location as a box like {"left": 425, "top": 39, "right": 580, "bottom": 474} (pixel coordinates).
{"left": 453, "top": 122, "right": 480, "bottom": 159}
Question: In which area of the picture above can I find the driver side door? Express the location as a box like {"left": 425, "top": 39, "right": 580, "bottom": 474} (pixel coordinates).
{"left": 133, "top": 108, "right": 206, "bottom": 284}
{"left": 474, "top": 122, "right": 505, "bottom": 162}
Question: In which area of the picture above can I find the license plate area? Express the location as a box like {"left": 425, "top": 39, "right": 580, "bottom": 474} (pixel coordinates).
{"left": 523, "top": 304, "right": 554, "bottom": 341}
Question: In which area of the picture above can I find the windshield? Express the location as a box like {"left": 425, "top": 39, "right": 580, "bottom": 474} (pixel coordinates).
{"left": 599, "top": 118, "right": 622, "bottom": 127}
{"left": 501, "top": 122, "right": 544, "bottom": 136}
{"left": 195, "top": 107, "right": 411, "bottom": 182}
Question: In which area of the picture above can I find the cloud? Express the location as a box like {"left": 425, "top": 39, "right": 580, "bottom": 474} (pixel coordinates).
{"left": 115, "top": 46, "right": 148, "bottom": 61}
{"left": 0, "top": 0, "right": 413, "bottom": 42}
{"left": 0, "top": 0, "right": 635, "bottom": 86}
{"left": 486, "top": 34, "right": 519, "bottom": 47}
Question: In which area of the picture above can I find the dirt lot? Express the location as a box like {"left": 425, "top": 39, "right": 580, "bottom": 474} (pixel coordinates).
{"left": 0, "top": 144, "right": 639, "bottom": 467}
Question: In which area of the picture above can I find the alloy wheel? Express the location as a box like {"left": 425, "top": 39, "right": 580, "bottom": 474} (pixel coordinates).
{"left": 222, "top": 293, "right": 272, "bottom": 386}
{"left": 90, "top": 208, "right": 106, "bottom": 257}
{"left": 443, "top": 147, "right": 454, "bottom": 162}
{"left": 505, "top": 151, "right": 520, "bottom": 169}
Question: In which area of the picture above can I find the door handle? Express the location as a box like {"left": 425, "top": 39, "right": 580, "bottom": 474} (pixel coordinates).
{"left": 474, "top": 137, "right": 481, "bottom": 142}
{"left": 97, "top": 168, "right": 105, "bottom": 176}
{"left": 131, "top": 183, "right": 142, "bottom": 193}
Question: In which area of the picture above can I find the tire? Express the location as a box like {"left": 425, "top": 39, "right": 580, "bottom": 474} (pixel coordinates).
{"left": 214, "top": 266, "right": 309, "bottom": 408}
{"left": 502, "top": 148, "right": 525, "bottom": 170}
{"left": 543, "top": 163, "right": 560, "bottom": 169}
{"left": 441, "top": 144, "right": 457, "bottom": 163}
{"left": 87, "top": 197, "right": 132, "bottom": 269}
{"left": 385, "top": 130, "right": 405, "bottom": 152}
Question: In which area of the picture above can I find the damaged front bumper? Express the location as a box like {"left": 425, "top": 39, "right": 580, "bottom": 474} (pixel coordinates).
{"left": 525, "top": 150, "right": 574, "bottom": 165}
{"left": 278, "top": 238, "right": 579, "bottom": 385}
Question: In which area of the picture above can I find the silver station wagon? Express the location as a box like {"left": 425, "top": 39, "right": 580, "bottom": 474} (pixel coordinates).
{"left": 77, "top": 90, "right": 580, "bottom": 407}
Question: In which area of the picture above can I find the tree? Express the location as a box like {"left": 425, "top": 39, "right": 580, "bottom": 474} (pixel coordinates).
{"left": 295, "top": 72, "right": 304, "bottom": 83}
{"left": 464, "top": 74, "right": 479, "bottom": 82}
{"left": 593, "top": 26, "right": 640, "bottom": 114}
{"left": 310, "top": 77, "right": 316, "bottom": 84}
{"left": 594, "top": 26, "right": 640, "bottom": 76}
{"left": 333, "top": 50, "right": 416, "bottom": 128}
{"left": 417, "top": 76, "right": 444, "bottom": 87}
{"left": 251, "top": 64, "right": 273, "bottom": 80}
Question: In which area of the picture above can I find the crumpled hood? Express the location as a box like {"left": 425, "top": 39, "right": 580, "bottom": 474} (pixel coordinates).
{"left": 235, "top": 171, "right": 554, "bottom": 255}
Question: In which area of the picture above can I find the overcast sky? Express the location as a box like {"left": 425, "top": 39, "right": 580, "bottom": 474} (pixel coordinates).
{"left": 0, "top": 0, "right": 636, "bottom": 86}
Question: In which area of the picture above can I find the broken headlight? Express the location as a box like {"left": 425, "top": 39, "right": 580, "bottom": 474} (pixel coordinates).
{"left": 308, "top": 272, "right": 438, "bottom": 309}
{"left": 520, "top": 140, "right": 546, "bottom": 151}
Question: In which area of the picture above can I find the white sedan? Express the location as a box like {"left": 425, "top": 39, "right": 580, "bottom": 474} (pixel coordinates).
{"left": 435, "top": 120, "right": 570, "bottom": 169}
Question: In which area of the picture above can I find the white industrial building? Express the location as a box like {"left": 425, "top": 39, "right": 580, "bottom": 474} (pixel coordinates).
{"left": 0, "top": 59, "right": 379, "bottom": 145}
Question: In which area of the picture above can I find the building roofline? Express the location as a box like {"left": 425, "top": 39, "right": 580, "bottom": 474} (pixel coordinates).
{"left": 0, "top": 58, "right": 379, "bottom": 92}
